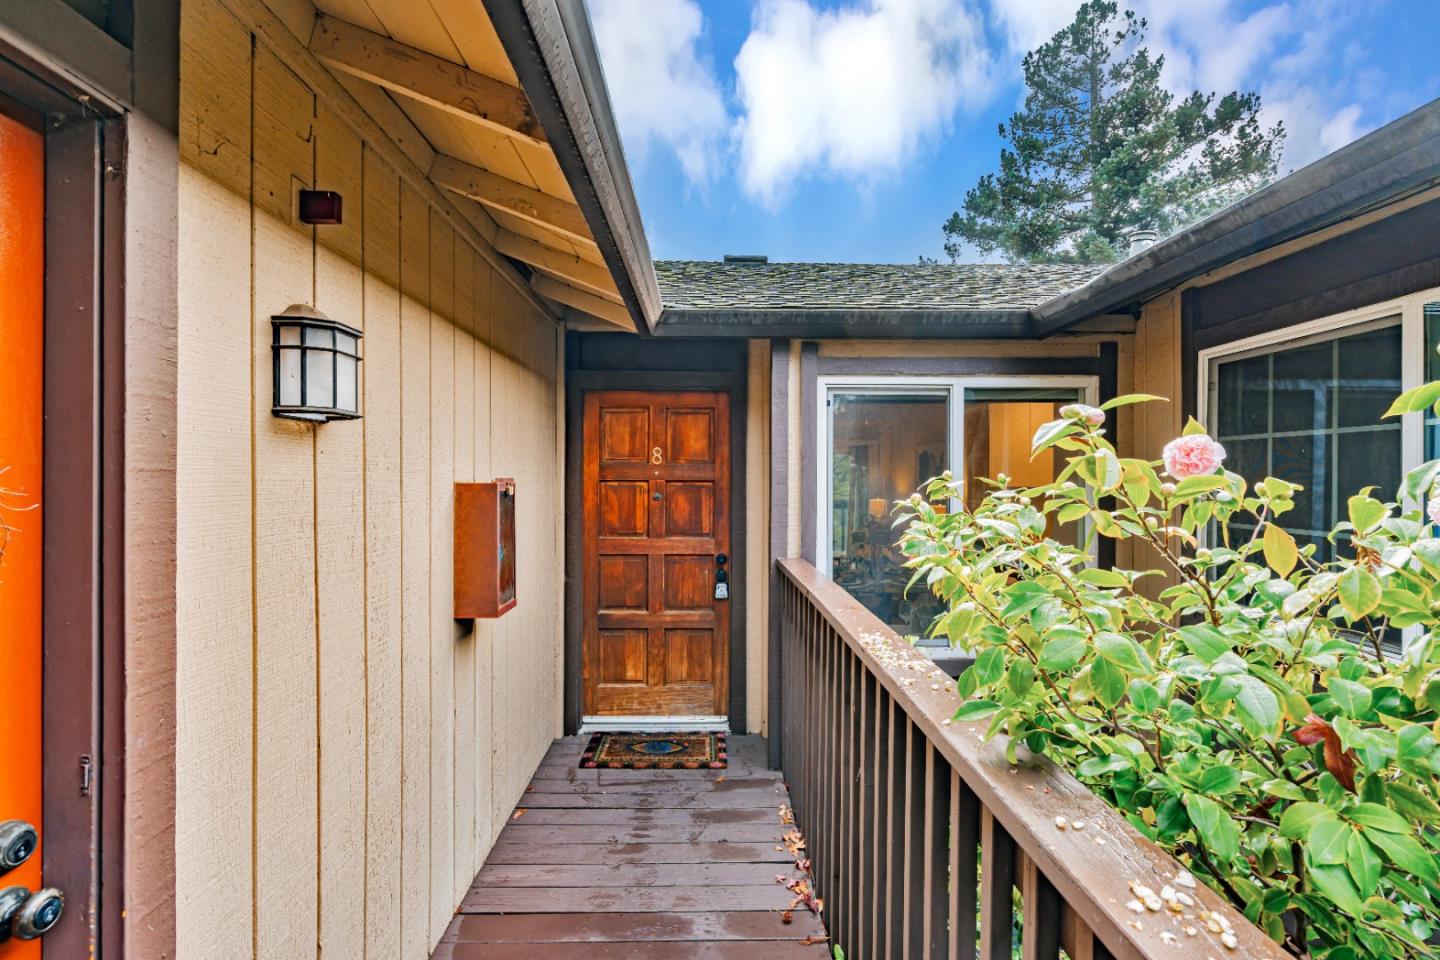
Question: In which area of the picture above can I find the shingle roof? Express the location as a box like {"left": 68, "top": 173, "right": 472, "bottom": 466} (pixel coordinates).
{"left": 654, "top": 260, "right": 1106, "bottom": 312}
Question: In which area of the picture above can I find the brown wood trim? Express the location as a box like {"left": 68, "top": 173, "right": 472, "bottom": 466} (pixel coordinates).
{"left": 798, "top": 343, "right": 817, "bottom": 565}
{"left": 0, "top": 0, "right": 133, "bottom": 112}
{"left": 563, "top": 337, "right": 749, "bottom": 732}
{"left": 1097, "top": 341, "right": 1119, "bottom": 571}
{"left": 42, "top": 114, "right": 104, "bottom": 960}
{"left": 766, "top": 339, "right": 790, "bottom": 769}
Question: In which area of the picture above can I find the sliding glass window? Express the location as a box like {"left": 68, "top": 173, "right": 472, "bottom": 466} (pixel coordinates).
{"left": 821, "top": 378, "right": 1094, "bottom": 642}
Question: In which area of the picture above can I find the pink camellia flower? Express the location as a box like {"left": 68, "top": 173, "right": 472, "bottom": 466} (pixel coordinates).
{"left": 1427, "top": 496, "right": 1440, "bottom": 526}
{"left": 1162, "top": 434, "right": 1226, "bottom": 479}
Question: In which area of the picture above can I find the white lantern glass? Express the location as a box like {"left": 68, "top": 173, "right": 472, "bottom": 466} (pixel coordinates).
{"left": 271, "top": 304, "right": 362, "bottom": 422}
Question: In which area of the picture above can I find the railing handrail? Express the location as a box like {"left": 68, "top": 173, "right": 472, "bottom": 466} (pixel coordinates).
{"left": 778, "top": 557, "right": 1288, "bottom": 960}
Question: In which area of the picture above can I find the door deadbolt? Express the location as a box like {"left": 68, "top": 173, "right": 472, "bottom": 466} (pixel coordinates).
{"left": 11, "top": 888, "right": 63, "bottom": 940}
{"left": 0, "top": 886, "right": 63, "bottom": 941}
{"left": 0, "top": 821, "right": 37, "bottom": 874}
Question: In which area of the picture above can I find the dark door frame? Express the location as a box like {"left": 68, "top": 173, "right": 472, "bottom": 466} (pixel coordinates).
{"left": 563, "top": 335, "right": 749, "bottom": 733}
{"left": 0, "top": 37, "right": 127, "bottom": 960}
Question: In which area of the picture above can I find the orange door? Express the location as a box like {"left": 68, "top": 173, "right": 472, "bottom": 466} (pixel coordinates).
{"left": 582, "top": 391, "right": 731, "bottom": 717}
{"left": 0, "top": 105, "right": 46, "bottom": 958}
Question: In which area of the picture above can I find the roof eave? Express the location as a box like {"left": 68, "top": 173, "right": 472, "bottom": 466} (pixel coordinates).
{"left": 1032, "top": 97, "right": 1440, "bottom": 335}
{"left": 483, "top": 0, "right": 662, "bottom": 334}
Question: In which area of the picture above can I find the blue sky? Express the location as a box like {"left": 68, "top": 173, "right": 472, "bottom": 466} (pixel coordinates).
{"left": 588, "top": 0, "right": 1440, "bottom": 264}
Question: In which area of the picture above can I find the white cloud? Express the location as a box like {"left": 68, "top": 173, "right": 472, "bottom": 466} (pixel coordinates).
{"left": 732, "top": 0, "right": 994, "bottom": 205}
{"left": 589, "top": 0, "right": 729, "bottom": 184}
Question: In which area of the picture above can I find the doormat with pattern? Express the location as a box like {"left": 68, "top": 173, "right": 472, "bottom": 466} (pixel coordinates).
{"left": 580, "top": 732, "right": 728, "bottom": 769}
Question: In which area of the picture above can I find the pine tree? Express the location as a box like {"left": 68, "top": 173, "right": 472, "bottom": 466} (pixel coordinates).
{"left": 944, "top": 1, "right": 1284, "bottom": 264}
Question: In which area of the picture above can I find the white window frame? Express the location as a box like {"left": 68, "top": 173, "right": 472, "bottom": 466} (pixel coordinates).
{"left": 1195, "top": 287, "right": 1440, "bottom": 513}
{"left": 815, "top": 374, "right": 1099, "bottom": 578}
{"left": 1197, "top": 287, "right": 1440, "bottom": 656}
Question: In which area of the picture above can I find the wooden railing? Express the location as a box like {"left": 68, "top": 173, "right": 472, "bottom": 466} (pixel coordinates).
{"left": 777, "top": 558, "right": 1289, "bottom": 960}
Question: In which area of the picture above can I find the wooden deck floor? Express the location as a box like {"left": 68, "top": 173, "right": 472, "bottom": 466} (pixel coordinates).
{"left": 434, "top": 735, "right": 829, "bottom": 959}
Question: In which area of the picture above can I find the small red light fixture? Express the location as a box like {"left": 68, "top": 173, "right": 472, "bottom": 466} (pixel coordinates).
{"left": 298, "top": 189, "right": 343, "bottom": 225}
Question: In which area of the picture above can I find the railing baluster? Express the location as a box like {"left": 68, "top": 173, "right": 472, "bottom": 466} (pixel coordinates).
{"left": 885, "top": 696, "right": 902, "bottom": 960}
{"left": 980, "top": 807, "right": 1016, "bottom": 960}
{"left": 874, "top": 689, "right": 892, "bottom": 960}
{"left": 951, "top": 775, "right": 979, "bottom": 960}
{"left": 1021, "top": 851, "right": 1062, "bottom": 960}
{"left": 845, "top": 647, "right": 861, "bottom": 954}
{"left": 836, "top": 645, "right": 852, "bottom": 949}
{"left": 903, "top": 718, "right": 926, "bottom": 959}
{"left": 924, "top": 744, "right": 951, "bottom": 960}
{"left": 857, "top": 668, "right": 876, "bottom": 956}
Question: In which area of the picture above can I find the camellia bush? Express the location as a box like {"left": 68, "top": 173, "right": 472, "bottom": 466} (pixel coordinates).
{"left": 896, "top": 390, "right": 1440, "bottom": 959}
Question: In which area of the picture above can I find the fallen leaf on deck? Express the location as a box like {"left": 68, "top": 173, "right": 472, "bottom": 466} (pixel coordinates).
{"left": 511, "top": 808, "right": 527, "bottom": 820}
{"left": 800, "top": 935, "right": 826, "bottom": 945}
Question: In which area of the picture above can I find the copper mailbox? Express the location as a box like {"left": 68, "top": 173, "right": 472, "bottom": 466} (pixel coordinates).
{"left": 454, "top": 479, "right": 516, "bottom": 619}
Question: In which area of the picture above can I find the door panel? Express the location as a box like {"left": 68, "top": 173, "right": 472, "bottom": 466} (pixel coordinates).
{"left": 0, "top": 105, "right": 46, "bottom": 960}
{"left": 583, "top": 391, "right": 731, "bottom": 717}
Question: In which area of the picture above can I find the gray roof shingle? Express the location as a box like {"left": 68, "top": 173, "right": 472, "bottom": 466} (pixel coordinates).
{"left": 654, "top": 260, "right": 1106, "bottom": 313}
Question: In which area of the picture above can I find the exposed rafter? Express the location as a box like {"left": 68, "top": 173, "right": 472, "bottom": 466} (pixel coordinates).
{"left": 532, "top": 276, "right": 633, "bottom": 329}
{"left": 309, "top": 14, "right": 547, "bottom": 146}
{"left": 430, "top": 154, "right": 590, "bottom": 244}
{"left": 493, "top": 230, "right": 620, "bottom": 301}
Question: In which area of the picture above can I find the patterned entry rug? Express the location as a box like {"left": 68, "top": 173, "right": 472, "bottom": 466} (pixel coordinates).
{"left": 580, "top": 732, "right": 728, "bottom": 769}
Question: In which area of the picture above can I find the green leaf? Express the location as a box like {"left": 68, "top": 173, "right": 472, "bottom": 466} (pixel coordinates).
{"left": 1095, "top": 631, "right": 1150, "bottom": 674}
{"left": 1346, "top": 830, "right": 1382, "bottom": 898}
{"left": 1328, "top": 677, "right": 1373, "bottom": 718}
{"left": 1089, "top": 658, "right": 1127, "bottom": 708}
{"left": 1383, "top": 380, "right": 1440, "bottom": 417}
{"left": 1307, "top": 863, "right": 1365, "bottom": 918}
{"left": 1396, "top": 724, "right": 1438, "bottom": 776}
{"left": 1177, "top": 624, "right": 1231, "bottom": 664}
{"left": 1038, "top": 630, "right": 1087, "bottom": 672}
{"left": 1279, "top": 802, "right": 1337, "bottom": 838}
{"left": 1337, "top": 566, "right": 1382, "bottom": 620}
{"left": 1183, "top": 794, "right": 1239, "bottom": 861}
{"left": 1127, "top": 678, "right": 1160, "bottom": 713}
{"left": 971, "top": 647, "right": 1006, "bottom": 685}
{"left": 1262, "top": 524, "right": 1298, "bottom": 577}
{"left": 1077, "top": 754, "right": 1131, "bottom": 777}
{"left": 1099, "top": 393, "right": 1165, "bottom": 411}
{"left": 1076, "top": 567, "right": 1129, "bottom": 588}
{"left": 1198, "top": 765, "right": 1242, "bottom": 795}
{"left": 952, "top": 700, "right": 1002, "bottom": 722}
{"left": 1006, "top": 659, "right": 1036, "bottom": 697}
{"left": 1387, "top": 780, "right": 1440, "bottom": 825}
{"left": 1182, "top": 416, "right": 1209, "bottom": 437}
{"left": 1234, "top": 675, "right": 1281, "bottom": 739}
{"left": 1031, "top": 418, "right": 1078, "bottom": 453}
{"left": 1348, "top": 802, "right": 1411, "bottom": 834}
{"left": 1055, "top": 502, "right": 1090, "bottom": 524}
{"left": 1347, "top": 495, "right": 1388, "bottom": 534}
{"left": 1172, "top": 474, "right": 1230, "bottom": 498}
{"left": 1306, "top": 818, "right": 1351, "bottom": 865}
{"left": 1365, "top": 825, "right": 1439, "bottom": 883}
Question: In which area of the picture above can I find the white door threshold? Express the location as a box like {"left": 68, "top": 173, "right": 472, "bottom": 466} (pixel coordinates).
{"left": 580, "top": 715, "right": 730, "bottom": 734}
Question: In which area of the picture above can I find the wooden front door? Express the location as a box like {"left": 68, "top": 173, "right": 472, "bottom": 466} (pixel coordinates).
{"left": 582, "top": 391, "right": 731, "bottom": 717}
{"left": 0, "top": 102, "right": 47, "bottom": 959}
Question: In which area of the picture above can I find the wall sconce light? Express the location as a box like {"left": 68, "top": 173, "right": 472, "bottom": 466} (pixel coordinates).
{"left": 271, "top": 304, "right": 362, "bottom": 422}
{"left": 867, "top": 497, "right": 888, "bottom": 519}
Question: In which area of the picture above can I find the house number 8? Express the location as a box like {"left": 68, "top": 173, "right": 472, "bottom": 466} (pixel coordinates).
{"left": 651, "top": 447, "right": 664, "bottom": 465}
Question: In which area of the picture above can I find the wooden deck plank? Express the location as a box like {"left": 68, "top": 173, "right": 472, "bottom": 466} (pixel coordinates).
{"left": 437, "top": 736, "right": 825, "bottom": 957}
{"left": 443, "top": 911, "right": 825, "bottom": 943}
{"left": 460, "top": 885, "right": 799, "bottom": 913}
{"left": 483, "top": 841, "right": 789, "bottom": 865}
{"left": 434, "top": 942, "right": 830, "bottom": 958}
{"left": 496, "top": 823, "right": 789, "bottom": 845}
{"left": 474, "top": 862, "right": 793, "bottom": 887}
{"left": 506, "top": 807, "right": 779, "bottom": 826}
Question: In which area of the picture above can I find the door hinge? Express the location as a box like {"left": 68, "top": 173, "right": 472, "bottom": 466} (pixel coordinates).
{"left": 79, "top": 755, "right": 93, "bottom": 797}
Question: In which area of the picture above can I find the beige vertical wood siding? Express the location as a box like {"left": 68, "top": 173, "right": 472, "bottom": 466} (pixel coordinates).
{"left": 175, "top": 2, "right": 564, "bottom": 957}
